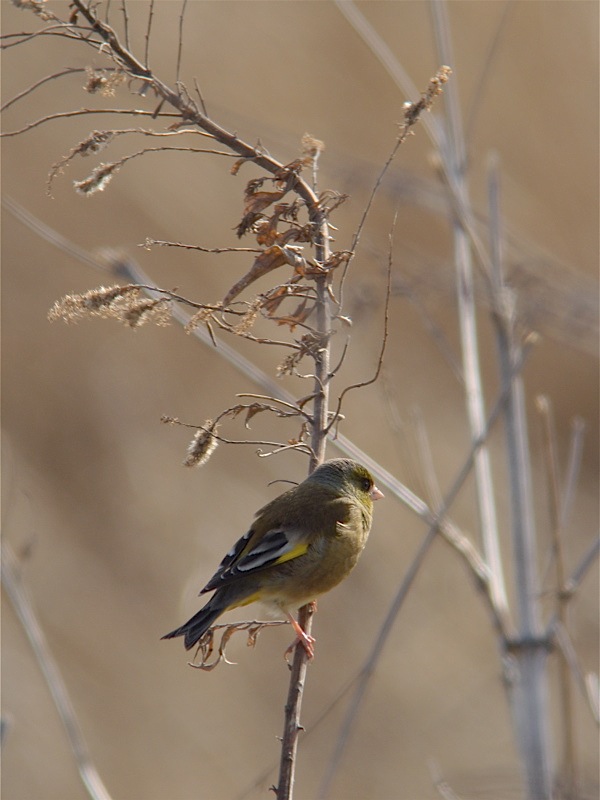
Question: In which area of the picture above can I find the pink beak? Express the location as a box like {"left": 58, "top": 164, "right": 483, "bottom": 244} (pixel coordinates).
{"left": 370, "top": 485, "right": 384, "bottom": 501}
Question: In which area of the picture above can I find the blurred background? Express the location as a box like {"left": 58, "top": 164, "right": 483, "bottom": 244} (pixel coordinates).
{"left": 2, "top": 2, "right": 598, "bottom": 799}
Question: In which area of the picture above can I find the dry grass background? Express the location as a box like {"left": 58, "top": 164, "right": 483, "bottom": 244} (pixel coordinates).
{"left": 2, "top": 2, "right": 598, "bottom": 799}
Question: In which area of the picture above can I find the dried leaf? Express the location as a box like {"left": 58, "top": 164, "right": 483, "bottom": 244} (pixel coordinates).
{"left": 261, "top": 285, "right": 289, "bottom": 315}
{"left": 244, "top": 403, "right": 267, "bottom": 428}
{"left": 254, "top": 204, "right": 284, "bottom": 246}
{"left": 223, "top": 245, "right": 289, "bottom": 306}
{"left": 230, "top": 157, "right": 250, "bottom": 176}
{"left": 244, "top": 189, "right": 286, "bottom": 216}
{"left": 273, "top": 158, "right": 306, "bottom": 181}
{"left": 274, "top": 298, "right": 313, "bottom": 331}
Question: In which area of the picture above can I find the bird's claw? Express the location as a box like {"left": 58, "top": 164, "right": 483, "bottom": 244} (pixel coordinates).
{"left": 284, "top": 611, "right": 316, "bottom": 664}
{"left": 284, "top": 631, "right": 315, "bottom": 665}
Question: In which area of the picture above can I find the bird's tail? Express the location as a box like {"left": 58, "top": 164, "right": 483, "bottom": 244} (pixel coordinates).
{"left": 161, "top": 597, "right": 224, "bottom": 650}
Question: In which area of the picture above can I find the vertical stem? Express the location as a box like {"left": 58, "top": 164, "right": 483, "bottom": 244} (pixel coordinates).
{"left": 501, "top": 372, "right": 552, "bottom": 798}
{"left": 276, "top": 217, "right": 331, "bottom": 800}
{"left": 432, "top": 3, "right": 552, "bottom": 795}
{"left": 537, "top": 397, "right": 578, "bottom": 797}
{"left": 488, "top": 157, "right": 553, "bottom": 799}
{"left": 430, "top": 0, "right": 508, "bottom": 621}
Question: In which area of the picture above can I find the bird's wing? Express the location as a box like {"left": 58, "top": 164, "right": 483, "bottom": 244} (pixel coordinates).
{"left": 200, "top": 526, "right": 309, "bottom": 594}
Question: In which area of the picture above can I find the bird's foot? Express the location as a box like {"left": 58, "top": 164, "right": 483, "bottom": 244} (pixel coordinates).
{"left": 284, "top": 612, "right": 316, "bottom": 663}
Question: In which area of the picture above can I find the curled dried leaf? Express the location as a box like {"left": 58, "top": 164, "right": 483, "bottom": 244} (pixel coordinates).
{"left": 230, "top": 156, "right": 251, "bottom": 176}
{"left": 223, "top": 245, "right": 290, "bottom": 306}
{"left": 273, "top": 159, "right": 305, "bottom": 181}
{"left": 244, "top": 403, "right": 267, "bottom": 428}
{"left": 244, "top": 189, "right": 286, "bottom": 216}
{"left": 274, "top": 298, "right": 313, "bottom": 331}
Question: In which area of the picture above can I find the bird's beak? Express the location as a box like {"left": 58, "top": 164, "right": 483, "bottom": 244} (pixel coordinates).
{"left": 370, "top": 485, "right": 384, "bottom": 501}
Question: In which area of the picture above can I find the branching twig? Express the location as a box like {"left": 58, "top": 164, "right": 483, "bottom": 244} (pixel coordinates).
{"left": 326, "top": 213, "right": 394, "bottom": 434}
{"left": 1, "top": 107, "right": 180, "bottom": 137}
{"left": 0, "top": 66, "right": 86, "bottom": 112}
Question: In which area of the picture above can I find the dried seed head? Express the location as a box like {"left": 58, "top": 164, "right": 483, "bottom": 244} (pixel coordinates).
{"left": 78, "top": 131, "right": 114, "bottom": 157}
{"left": 84, "top": 67, "right": 126, "bottom": 97}
{"left": 183, "top": 421, "right": 219, "bottom": 468}
{"left": 48, "top": 285, "right": 135, "bottom": 323}
{"left": 48, "top": 285, "right": 172, "bottom": 328}
{"left": 185, "top": 307, "right": 217, "bottom": 334}
{"left": 11, "top": 0, "right": 52, "bottom": 20}
{"left": 233, "top": 298, "right": 261, "bottom": 335}
{"left": 301, "top": 133, "right": 325, "bottom": 159}
{"left": 120, "top": 298, "right": 172, "bottom": 328}
{"left": 74, "top": 163, "right": 118, "bottom": 196}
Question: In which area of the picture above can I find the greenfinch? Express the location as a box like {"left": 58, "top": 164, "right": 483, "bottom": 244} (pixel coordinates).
{"left": 162, "top": 458, "right": 383, "bottom": 658}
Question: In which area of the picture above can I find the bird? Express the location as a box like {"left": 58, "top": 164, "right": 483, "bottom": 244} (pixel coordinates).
{"left": 162, "top": 458, "right": 383, "bottom": 658}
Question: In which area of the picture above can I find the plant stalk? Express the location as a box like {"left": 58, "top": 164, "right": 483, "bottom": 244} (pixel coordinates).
{"left": 276, "top": 217, "right": 331, "bottom": 799}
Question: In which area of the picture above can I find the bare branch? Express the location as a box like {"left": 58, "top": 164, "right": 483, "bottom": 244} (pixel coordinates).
{"left": 1, "top": 107, "right": 180, "bottom": 137}
{"left": 536, "top": 394, "right": 578, "bottom": 793}
{"left": 554, "top": 623, "right": 600, "bottom": 726}
{"left": 143, "top": 0, "right": 154, "bottom": 67}
{"left": 175, "top": 0, "right": 187, "bottom": 84}
{"left": 560, "top": 417, "right": 587, "bottom": 531}
{"left": 120, "top": 0, "right": 130, "bottom": 51}
{"left": 142, "top": 239, "right": 261, "bottom": 253}
{"left": 1, "top": 542, "right": 114, "bottom": 800}
{"left": 0, "top": 66, "right": 85, "bottom": 112}
{"left": 326, "top": 213, "right": 394, "bottom": 433}
{"left": 338, "top": 66, "right": 451, "bottom": 307}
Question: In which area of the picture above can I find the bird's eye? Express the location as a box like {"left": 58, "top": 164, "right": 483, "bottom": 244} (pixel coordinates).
{"left": 360, "top": 476, "right": 372, "bottom": 492}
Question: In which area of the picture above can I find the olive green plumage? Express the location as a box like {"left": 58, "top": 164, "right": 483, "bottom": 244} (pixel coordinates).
{"left": 162, "top": 458, "right": 383, "bottom": 655}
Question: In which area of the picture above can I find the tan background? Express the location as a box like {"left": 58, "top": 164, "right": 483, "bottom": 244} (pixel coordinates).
{"left": 2, "top": 1, "right": 598, "bottom": 799}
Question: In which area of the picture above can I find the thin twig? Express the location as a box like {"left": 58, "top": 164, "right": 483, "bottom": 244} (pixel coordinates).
{"left": 143, "top": 0, "right": 154, "bottom": 67}
{"left": 0, "top": 67, "right": 86, "bottom": 112}
{"left": 326, "top": 213, "right": 394, "bottom": 433}
{"left": 193, "top": 77, "right": 208, "bottom": 116}
{"left": 536, "top": 395, "right": 578, "bottom": 794}
{"left": 1, "top": 108, "right": 180, "bottom": 137}
{"left": 559, "top": 537, "right": 600, "bottom": 604}
{"left": 560, "top": 417, "right": 586, "bottom": 532}
{"left": 1, "top": 543, "right": 114, "bottom": 800}
{"left": 120, "top": 0, "right": 130, "bottom": 51}
{"left": 464, "top": 1, "right": 513, "bottom": 146}
{"left": 553, "top": 623, "right": 600, "bottom": 726}
{"left": 411, "top": 406, "right": 444, "bottom": 510}
{"left": 175, "top": 0, "right": 187, "bottom": 84}
{"left": 142, "top": 239, "right": 261, "bottom": 253}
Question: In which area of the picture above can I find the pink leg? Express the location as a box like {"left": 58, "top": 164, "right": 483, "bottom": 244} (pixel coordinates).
{"left": 284, "top": 611, "right": 316, "bottom": 661}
